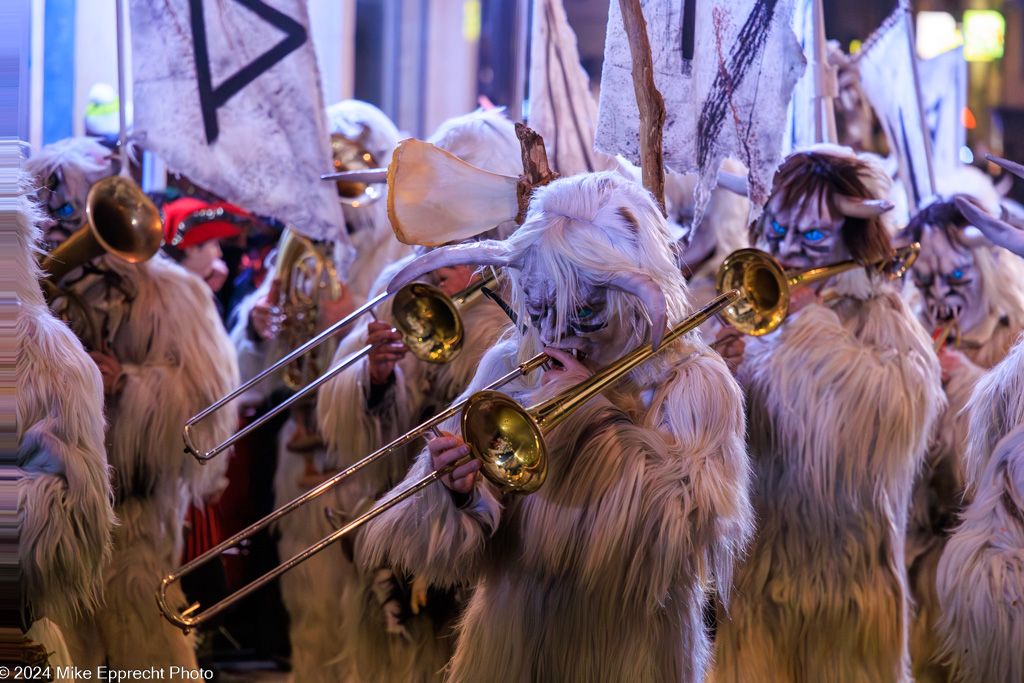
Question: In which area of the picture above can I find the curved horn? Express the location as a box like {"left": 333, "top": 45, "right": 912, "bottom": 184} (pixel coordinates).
{"left": 320, "top": 168, "right": 389, "bottom": 183}
{"left": 607, "top": 272, "right": 667, "bottom": 351}
{"left": 388, "top": 139, "right": 520, "bottom": 246}
{"left": 386, "top": 241, "right": 514, "bottom": 294}
{"left": 834, "top": 196, "right": 894, "bottom": 219}
{"left": 716, "top": 170, "right": 749, "bottom": 197}
{"left": 954, "top": 196, "right": 1024, "bottom": 257}
{"left": 986, "top": 153, "right": 1024, "bottom": 181}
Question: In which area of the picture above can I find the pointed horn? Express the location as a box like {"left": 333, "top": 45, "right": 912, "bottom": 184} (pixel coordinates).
{"left": 320, "top": 168, "right": 389, "bottom": 183}
{"left": 834, "top": 196, "right": 894, "bottom": 219}
{"left": 716, "top": 170, "right": 749, "bottom": 197}
{"left": 386, "top": 241, "right": 513, "bottom": 294}
{"left": 986, "top": 153, "right": 1024, "bottom": 181}
{"left": 954, "top": 196, "right": 1024, "bottom": 257}
{"left": 607, "top": 272, "right": 667, "bottom": 351}
{"left": 388, "top": 139, "right": 520, "bottom": 246}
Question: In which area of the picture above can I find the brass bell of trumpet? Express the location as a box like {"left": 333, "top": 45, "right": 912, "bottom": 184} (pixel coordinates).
{"left": 715, "top": 244, "right": 920, "bottom": 336}
{"left": 183, "top": 270, "right": 497, "bottom": 462}
{"left": 157, "top": 290, "right": 739, "bottom": 633}
{"left": 39, "top": 175, "right": 164, "bottom": 288}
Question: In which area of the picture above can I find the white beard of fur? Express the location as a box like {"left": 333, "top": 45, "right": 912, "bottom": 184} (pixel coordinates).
{"left": 69, "top": 254, "right": 239, "bottom": 505}
{"left": 15, "top": 177, "right": 115, "bottom": 629}
{"left": 716, "top": 286, "right": 944, "bottom": 683}
{"left": 359, "top": 320, "right": 752, "bottom": 682}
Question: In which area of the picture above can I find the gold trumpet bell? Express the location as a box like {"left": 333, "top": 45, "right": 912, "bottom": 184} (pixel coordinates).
{"left": 715, "top": 248, "right": 789, "bottom": 336}
{"left": 392, "top": 282, "right": 464, "bottom": 363}
{"left": 461, "top": 390, "right": 547, "bottom": 494}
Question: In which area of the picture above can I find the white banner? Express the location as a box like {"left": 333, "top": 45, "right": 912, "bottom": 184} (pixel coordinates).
{"left": 857, "top": 9, "right": 934, "bottom": 209}
{"left": 527, "top": 0, "right": 617, "bottom": 176}
{"left": 919, "top": 46, "right": 967, "bottom": 180}
{"left": 130, "top": 0, "right": 347, "bottom": 247}
{"left": 596, "top": 0, "right": 806, "bottom": 225}
{"left": 782, "top": 0, "right": 816, "bottom": 155}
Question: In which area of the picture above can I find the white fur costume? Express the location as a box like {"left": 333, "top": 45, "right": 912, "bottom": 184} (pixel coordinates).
{"left": 359, "top": 172, "right": 753, "bottom": 683}
{"left": 901, "top": 203, "right": 1024, "bottom": 683}
{"left": 714, "top": 171, "right": 944, "bottom": 680}
{"left": 16, "top": 176, "right": 115, "bottom": 670}
{"left": 28, "top": 137, "right": 238, "bottom": 670}
{"left": 328, "top": 100, "right": 412, "bottom": 307}
{"left": 936, "top": 338, "right": 1024, "bottom": 682}
{"left": 311, "top": 108, "right": 525, "bottom": 683}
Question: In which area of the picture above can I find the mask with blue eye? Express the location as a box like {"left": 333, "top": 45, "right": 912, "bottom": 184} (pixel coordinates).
{"left": 803, "top": 229, "right": 825, "bottom": 242}
{"left": 951, "top": 269, "right": 964, "bottom": 280}
{"left": 771, "top": 219, "right": 786, "bottom": 236}
{"left": 57, "top": 203, "right": 75, "bottom": 219}
{"left": 575, "top": 307, "right": 595, "bottom": 319}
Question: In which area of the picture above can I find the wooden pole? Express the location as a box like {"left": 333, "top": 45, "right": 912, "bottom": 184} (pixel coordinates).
{"left": 618, "top": 0, "right": 666, "bottom": 215}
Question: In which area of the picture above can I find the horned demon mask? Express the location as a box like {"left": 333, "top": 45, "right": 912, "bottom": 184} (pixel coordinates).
{"left": 387, "top": 172, "right": 690, "bottom": 366}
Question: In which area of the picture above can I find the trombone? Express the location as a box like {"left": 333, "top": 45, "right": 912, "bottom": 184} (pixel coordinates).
{"left": 715, "top": 244, "right": 920, "bottom": 336}
{"left": 183, "top": 271, "right": 495, "bottom": 462}
{"left": 157, "top": 289, "right": 740, "bottom": 632}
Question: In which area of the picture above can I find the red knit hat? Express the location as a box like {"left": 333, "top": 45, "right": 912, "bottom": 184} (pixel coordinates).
{"left": 162, "top": 198, "right": 248, "bottom": 249}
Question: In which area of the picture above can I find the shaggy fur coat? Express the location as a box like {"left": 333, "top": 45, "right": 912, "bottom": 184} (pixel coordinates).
{"left": 50, "top": 253, "right": 238, "bottom": 670}
{"left": 936, "top": 337, "right": 1024, "bottom": 682}
{"left": 906, "top": 247, "right": 1024, "bottom": 683}
{"left": 16, "top": 182, "right": 115, "bottom": 668}
{"left": 714, "top": 271, "right": 943, "bottom": 683}
{"left": 359, "top": 325, "right": 751, "bottom": 683}
{"left": 316, "top": 256, "right": 512, "bottom": 683}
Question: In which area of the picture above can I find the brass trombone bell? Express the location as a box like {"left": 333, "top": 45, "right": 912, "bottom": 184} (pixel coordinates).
{"left": 159, "top": 351, "right": 551, "bottom": 633}
{"left": 182, "top": 272, "right": 494, "bottom": 462}
{"left": 39, "top": 175, "right": 164, "bottom": 285}
{"left": 715, "top": 244, "right": 920, "bottom": 336}
{"left": 159, "top": 291, "right": 739, "bottom": 633}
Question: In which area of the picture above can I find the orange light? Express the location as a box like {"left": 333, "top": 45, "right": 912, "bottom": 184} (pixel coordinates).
{"left": 962, "top": 107, "right": 977, "bottom": 129}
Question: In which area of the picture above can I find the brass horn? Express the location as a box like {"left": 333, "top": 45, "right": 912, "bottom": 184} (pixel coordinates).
{"left": 158, "top": 289, "right": 738, "bottom": 633}
{"left": 39, "top": 175, "right": 164, "bottom": 287}
{"left": 715, "top": 244, "right": 920, "bottom": 336}
{"left": 182, "top": 271, "right": 497, "bottom": 462}
{"left": 159, "top": 349, "right": 552, "bottom": 633}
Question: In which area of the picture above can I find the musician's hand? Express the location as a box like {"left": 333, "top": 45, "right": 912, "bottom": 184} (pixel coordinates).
{"left": 88, "top": 349, "right": 126, "bottom": 397}
{"left": 788, "top": 284, "right": 821, "bottom": 315}
{"left": 429, "top": 432, "right": 479, "bottom": 494}
{"left": 540, "top": 347, "right": 592, "bottom": 387}
{"left": 205, "top": 258, "right": 230, "bottom": 293}
{"left": 251, "top": 278, "right": 285, "bottom": 340}
{"left": 318, "top": 282, "right": 355, "bottom": 330}
{"left": 713, "top": 327, "right": 745, "bottom": 375}
{"left": 367, "top": 321, "right": 409, "bottom": 385}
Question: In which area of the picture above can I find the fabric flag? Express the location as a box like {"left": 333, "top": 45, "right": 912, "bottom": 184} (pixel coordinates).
{"left": 130, "top": 0, "right": 346, "bottom": 248}
{"left": 919, "top": 47, "right": 967, "bottom": 180}
{"left": 782, "top": 0, "right": 817, "bottom": 155}
{"left": 857, "top": 8, "right": 934, "bottom": 210}
{"left": 596, "top": 0, "right": 806, "bottom": 225}
{"left": 527, "top": 0, "right": 618, "bottom": 176}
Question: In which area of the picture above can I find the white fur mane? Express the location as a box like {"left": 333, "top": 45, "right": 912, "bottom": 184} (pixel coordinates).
{"left": 505, "top": 172, "right": 693, "bottom": 377}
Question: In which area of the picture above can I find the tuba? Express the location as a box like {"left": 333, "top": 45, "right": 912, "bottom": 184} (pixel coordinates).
{"left": 39, "top": 175, "right": 164, "bottom": 349}
{"left": 273, "top": 230, "right": 344, "bottom": 391}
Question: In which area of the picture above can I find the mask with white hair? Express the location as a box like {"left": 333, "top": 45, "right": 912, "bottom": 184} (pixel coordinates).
{"left": 387, "top": 172, "right": 690, "bottom": 368}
